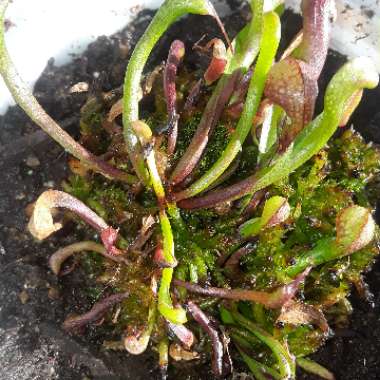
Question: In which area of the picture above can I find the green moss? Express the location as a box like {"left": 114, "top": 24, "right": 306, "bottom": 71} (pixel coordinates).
{"left": 286, "top": 325, "right": 325, "bottom": 357}
{"left": 85, "top": 285, "right": 105, "bottom": 303}
{"left": 64, "top": 174, "right": 156, "bottom": 240}
{"left": 61, "top": 62, "right": 380, "bottom": 375}
{"left": 62, "top": 175, "right": 92, "bottom": 201}
{"left": 80, "top": 251, "right": 104, "bottom": 276}
{"left": 167, "top": 120, "right": 378, "bottom": 358}
{"left": 79, "top": 97, "right": 110, "bottom": 154}
{"left": 173, "top": 114, "right": 232, "bottom": 177}
{"left": 235, "top": 144, "right": 259, "bottom": 181}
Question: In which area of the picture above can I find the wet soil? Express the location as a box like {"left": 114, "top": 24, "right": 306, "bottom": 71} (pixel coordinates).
{"left": 0, "top": 3, "right": 379, "bottom": 380}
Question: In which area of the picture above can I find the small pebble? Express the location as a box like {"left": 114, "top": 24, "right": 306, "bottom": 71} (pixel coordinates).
{"left": 25, "top": 202, "right": 35, "bottom": 217}
{"left": 19, "top": 290, "right": 29, "bottom": 304}
{"left": 26, "top": 155, "right": 40, "bottom": 168}
{"left": 0, "top": 242, "right": 5, "bottom": 255}
{"left": 169, "top": 343, "right": 200, "bottom": 361}
{"left": 48, "top": 287, "right": 60, "bottom": 300}
{"left": 69, "top": 81, "right": 89, "bottom": 94}
{"left": 43, "top": 180, "right": 55, "bottom": 188}
{"left": 15, "top": 192, "right": 26, "bottom": 200}
{"left": 118, "top": 42, "right": 129, "bottom": 58}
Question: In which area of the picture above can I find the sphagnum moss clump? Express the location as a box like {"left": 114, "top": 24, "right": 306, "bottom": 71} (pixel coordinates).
{"left": 1, "top": 0, "right": 380, "bottom": 378}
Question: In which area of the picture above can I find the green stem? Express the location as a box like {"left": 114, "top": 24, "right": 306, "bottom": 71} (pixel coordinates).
{"left": 286, "top": 205, "right": 375, "bottom": 277}
{"left": 146, "top": 151, "right": 165, "bottom": 200}
{"left": 254, "top": 58, "right": 379, "bottom": 187}
{"left": 239, "top": 217, "right": 262, "bottom": 238}
{"left": 170, "top": 0, "right": 264, "bottom": 186}
{"left": 145, "top": 142, "right": 186, "bottom": 323}
{"left": 122, "top": 0, "right": 221, "bottom": 184}
{"left": 234, "top": 342, "right": 281, "bottom": 380}
{"left": 257, "top": 104, "right": 283, "bottom": 162}
{"left": 174, "top": 11, "right": 281, "bottom": 200}
{"left": 147, "top": 148, "right": 176, "bottom": 270}
{"left": 146, "top": 148, "right": 175, "bottom": 268}
{"left": 297, "top": 357, "right": 335, "bottom": 380}
{"left": 252, "top": 303, "right": 267, "bottom": 326}
{"left": 158, "top": 336, "right": 169, "bottom": 373}
{"left": 285, "top": 237, "right": 336, "bottom": 277}
{"left": 0, "top": 0, "right": 137, "bottom": 184}
{"left": 225, "top": 0, "right": 264, "bottom": 74}
{"left": 159, "top": 210, "right": 176, "bottom": 266}
{"left": 177, "top": 57, "right": 379, "bottom": 209}
{"left": 230, "top": 330, "right": 253, "bottom": 350}
{"left": 232, "top": 311, "right": 296, "bottom": 379}
{"left": 237, "top": 346, "right": 268, "bottom": 380}
{"left": 158, "top": 268, "right": 187, "bottom": 324}
{"left": 253, "top": 59, "right": 377, "bottom": 192}
{"left": 129, "top": 123, "right": 186, "bottom": 323}
{"left": 238, "top": 105, "right": 284, "bottom": 212}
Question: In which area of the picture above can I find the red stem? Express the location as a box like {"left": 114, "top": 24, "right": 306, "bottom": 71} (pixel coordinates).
{"left": 174, "top": 268, "right": 310, "bottom": 309}
{"left": 63, "top": 292, "right": 129, "bottom": 332}
{"left": 166, "top": 321, "right": 195, "bottom": 349}
{"left": 30, "top": 190, "right": 123, "bottom": 255}
{"left": 187, "top": 301, "right": 231, "bottom": 377}
{"left": 184, "top": 78, "right": 203, "bottom": 111}
{"left": 164, "top": 40, "right": 185, "bottom": 155}
{"left": 177, "top": 174, "right": 256, "bottom": 209}
{"left": 170, "top": 71, "right": 240, "bottom": 186}
{"left": 294, "top": 0, "right": 334, "bottom": 78}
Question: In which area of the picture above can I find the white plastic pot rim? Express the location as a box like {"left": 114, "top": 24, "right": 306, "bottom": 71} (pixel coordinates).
{"left": 0, "top": 0, "right": 379, "bottom": 115}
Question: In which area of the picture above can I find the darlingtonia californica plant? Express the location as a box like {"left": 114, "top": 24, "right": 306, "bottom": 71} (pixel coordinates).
{"left": 1, "top": 0, "right": 380, "bottom": 378}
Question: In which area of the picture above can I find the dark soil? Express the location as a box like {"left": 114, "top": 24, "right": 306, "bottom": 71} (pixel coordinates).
{"left": 0, "top": 3, "right": 379, "bottom": 380}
